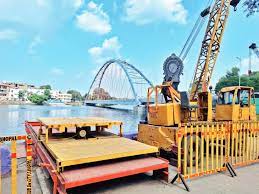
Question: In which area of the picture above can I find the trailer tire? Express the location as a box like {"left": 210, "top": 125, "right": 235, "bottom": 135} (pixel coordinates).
{"left": 76, "top": 126, "right": 91, "bottom": 139}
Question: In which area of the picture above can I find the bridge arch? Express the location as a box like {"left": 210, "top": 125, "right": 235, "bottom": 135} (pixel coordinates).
{"left": 87, "top": 59, "right": 153, "bottom": 105}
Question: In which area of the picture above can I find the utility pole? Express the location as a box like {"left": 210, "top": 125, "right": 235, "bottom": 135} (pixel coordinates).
{"left": 236, "top": 57, "right": 242, "bottom": 87}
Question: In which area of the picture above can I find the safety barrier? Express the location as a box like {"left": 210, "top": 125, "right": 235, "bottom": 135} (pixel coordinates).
{"left": 229, "top": 122, "right": 259, "bottom": 167}
{"left": 172, "top": 121, "right": 259, "bottom": 191}
{"left": 0, "top": 135, "right": 32, "bottom": 194}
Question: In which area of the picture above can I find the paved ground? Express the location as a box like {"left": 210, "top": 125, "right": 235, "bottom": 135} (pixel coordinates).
{"left": 2, "top": 162, "right": 259, "bottom": 194}
{"left": 2, "top": 159, "right": 42, "bottom": 194}
{"left": 68, "top": 164, "right": 259, "bottom": 194}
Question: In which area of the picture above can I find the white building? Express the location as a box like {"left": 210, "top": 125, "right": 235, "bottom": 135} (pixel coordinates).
{"left": 0, "top": 83, "right": 9, "bottom": 100}
{"left": 7, "top": 88, "right": 46, "bottom": 101}
{"left": 50, "top": 90, "right": 72, "bottom": 103}
{"left": 1, "top": 81, "right": 72, "bottom": 103}
{"left": 50, "top": 90, "right": 60, "bottom": 99}
{"left": 8, "top": 88, "right": 25, "bottom": 101}
{"left": 57, "top": 93, "right": 72, "bottom": 103}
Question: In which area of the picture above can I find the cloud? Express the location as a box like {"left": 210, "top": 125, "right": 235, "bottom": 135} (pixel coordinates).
{"left": 0, "top": 0, "right": 81, "bottom": 32}
{"left": 73, "top": 0, "right": 83, "bottom": 9}
{"left": 0, "top": 29, "right": 18, "bottom": 41}
{"left": 123, "top": 0, "right": 187, "bottom": 25}
{"left": 28, "top": 35, "right": 43, "bottom": 55}
{"left": 88, "top": 36, "right": 122, "bottom": 64}
{"left": 76, "top": 1, "right": 111, "bottom": 35}
{"left": 50, "top": 67, "right": 64, "bottom": 76}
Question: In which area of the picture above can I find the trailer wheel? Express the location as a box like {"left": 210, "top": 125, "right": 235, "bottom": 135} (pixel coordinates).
{"left": 76, "top": 127, "right": 90, "bottom": 139}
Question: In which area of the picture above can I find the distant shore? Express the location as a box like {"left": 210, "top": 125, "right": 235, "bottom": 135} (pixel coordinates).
{"left": 0, "top": 101, "right": 84, "bottom": 106}
{"left": 0, "top": 101, "right": 34, "bottom": 105}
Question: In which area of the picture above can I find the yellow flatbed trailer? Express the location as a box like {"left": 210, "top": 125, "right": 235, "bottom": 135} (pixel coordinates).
{"left": 25, "top": 118, "right": 169, "bottom": 194}
{"left": 37, "top": 117, "right": 159, "bottom": 172}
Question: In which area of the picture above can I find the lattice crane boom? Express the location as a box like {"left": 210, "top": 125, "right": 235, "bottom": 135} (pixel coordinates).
{"left": 189, "top": 0, "right": 240, "bottom": 101}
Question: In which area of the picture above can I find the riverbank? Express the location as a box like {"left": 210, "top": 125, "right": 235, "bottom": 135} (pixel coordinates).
{"left": 0, "top": 101, "right": 34, "bottom": 105}
{"left": 0, "top": 101, "right": 83, "bottom": 106}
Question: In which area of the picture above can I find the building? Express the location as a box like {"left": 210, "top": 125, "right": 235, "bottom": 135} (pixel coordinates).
{"left": 1, "top": 81, "right": 72, "bottom": 103}
{"left": 0, "top": 83, "right": 9, "bottom": 100}
{"left": 50, "top": 90, "right": 61, "bottom": 99}
{"left": 8, "top": 88, "right": 27, "bottom": 101}
{"left": 57, "top": 93, "right": 72, "bottom": 103}
{"left": 2, "top": 82, "right": 36, "bottom": 90}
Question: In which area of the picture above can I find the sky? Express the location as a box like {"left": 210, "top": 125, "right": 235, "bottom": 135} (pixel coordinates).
{"left": 0, "top": 0, "right": 258, "bottom": 94}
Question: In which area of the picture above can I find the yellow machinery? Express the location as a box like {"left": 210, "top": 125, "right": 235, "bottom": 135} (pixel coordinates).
{"left": 138, "top": 85, "right": 257, "bottom": 155}
{"left": 137, "top": 0, "right": 252, "bottom": 157}
{"left": 215, "top": 86, "right": 257, "bottom": 121}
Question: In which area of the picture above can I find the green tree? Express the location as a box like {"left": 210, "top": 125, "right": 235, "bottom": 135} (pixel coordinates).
{"left": 28, "top": 94, "right": 47, "bottom": 105}
{"left": 67, "top": 90, "right": 83, "bottom": 102}
{"left": 244, "top": 0, "right": 259, "bottom": 16}
{"left": 44, "top": 89, "right": 51, "bottom": 100}
{"left": 215, "top": 68, "right": 259, "bottom": 92}
{"left": 18, "top": 90, "right": 26, "bottom": 101}
{"left": 40, "top": 85, "right": 52, "bottom": 90}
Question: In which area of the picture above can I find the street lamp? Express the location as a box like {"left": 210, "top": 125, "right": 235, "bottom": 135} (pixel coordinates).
{"left": 236, "top": 57, "right": 242, "bottom": 87}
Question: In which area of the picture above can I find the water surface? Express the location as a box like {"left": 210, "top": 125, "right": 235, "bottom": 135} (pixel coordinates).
{"left": 0, "top": 105, "right": 142, "bottom": 136}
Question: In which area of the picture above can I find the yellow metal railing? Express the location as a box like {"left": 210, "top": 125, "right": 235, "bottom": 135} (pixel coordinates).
{"left": 176, "top": 122, "right": 230, "bottom": 180}
{"left": 0, "top": 135, "right": 32, "bottom": 194}
{"left": 230, "top": 121, "right": 259, "bottom": 167}
{"left": 173, "top": 121, "right": 259, "bottom": 191}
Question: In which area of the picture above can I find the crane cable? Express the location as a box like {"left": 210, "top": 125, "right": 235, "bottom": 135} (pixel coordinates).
{"left": 180, "top": 17, "right": 206, "bottom": 61}
{"left": 179, "top": 0, "right": 213, "bottom": 61}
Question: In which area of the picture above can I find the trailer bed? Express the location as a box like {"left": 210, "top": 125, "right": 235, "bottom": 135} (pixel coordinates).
{"left": 46, "top": 137, "right": 159, "bottom": 170}
{"left": 25, "top": 120, "right": 169, "bottom": 193}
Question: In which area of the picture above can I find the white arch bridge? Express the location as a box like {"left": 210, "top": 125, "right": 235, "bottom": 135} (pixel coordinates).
{"left": 85, "top": 59, "right": 153, "bottom": 107}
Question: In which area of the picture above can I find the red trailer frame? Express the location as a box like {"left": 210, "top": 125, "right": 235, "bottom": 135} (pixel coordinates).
{"left": 25, "top": 121, "right": 169, "bottom": 194}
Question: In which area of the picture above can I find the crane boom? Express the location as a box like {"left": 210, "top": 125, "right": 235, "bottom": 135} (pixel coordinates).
{"left": 190, "top": 0, "right": 239, "bottom": 101}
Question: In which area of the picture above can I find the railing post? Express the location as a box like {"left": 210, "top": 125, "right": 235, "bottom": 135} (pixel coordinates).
{"left": 11, "top": 140, "right": 17, "bottom": 194}
{"left": 26, "top": 136, "right": 33, "bottom": 194}
{"left": 225, "top": 122, "right": 237, "bottom": 177}
{"left": 171, "top": 124, "right": 190, "bottom": 192}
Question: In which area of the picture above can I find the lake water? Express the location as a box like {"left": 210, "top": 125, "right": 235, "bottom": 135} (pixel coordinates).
{"left": 0, "top": 105, "right": 143, "bottom": 137}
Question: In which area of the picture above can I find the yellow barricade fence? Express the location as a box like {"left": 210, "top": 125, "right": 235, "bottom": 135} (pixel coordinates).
{"left": 0, "top": 135, "right": 32, "bottom": 194}
{"left": 172, "top": 122, "right": 235, "bottom": 191}
{"left": 229, "top": 121, "right": 259, "bottom": 167}
{"left": 172, "top": 121, "right": 259, "bottom": 191}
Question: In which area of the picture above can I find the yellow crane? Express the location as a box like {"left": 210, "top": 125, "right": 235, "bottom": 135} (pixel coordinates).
{"left": 190, "top": 0, "right": 240, "bottom": 101}
{"left": 137, "top": 0, "right": 258, "bottom": 160}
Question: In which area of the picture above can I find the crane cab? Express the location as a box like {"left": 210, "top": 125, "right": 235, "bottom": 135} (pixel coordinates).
{"left": 215, "top": 86, "right": 257, "bottom": 121}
